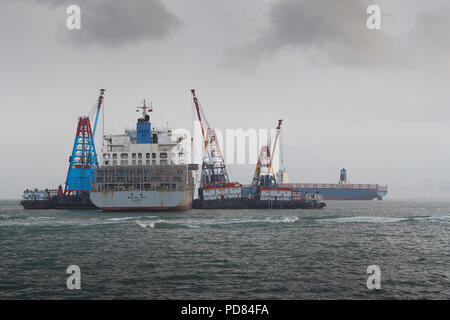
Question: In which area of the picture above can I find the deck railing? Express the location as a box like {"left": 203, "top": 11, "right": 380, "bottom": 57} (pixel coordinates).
{"left": 242, "top": 183, "right": 388, "bottom": 191}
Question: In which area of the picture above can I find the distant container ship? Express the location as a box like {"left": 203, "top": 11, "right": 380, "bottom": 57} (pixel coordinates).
{"left": 243, "top": 168, "right": 387, "bottom": 200}
{"left": 281, "top": 168, "right": 387, "bottom": 200}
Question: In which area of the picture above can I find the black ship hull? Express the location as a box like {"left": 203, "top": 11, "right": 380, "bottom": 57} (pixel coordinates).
{"left": 52, "top": 194, "right": 97, "bottom": 209}
{"left": 249, "top": 199, "right": 326, "bottom": 209}
{"left": 21, "top": 194, "right": 97, "bottom": 210}
{"left": 20, "top": 200, "right": 53, "bottom": 209}
{"left": 193, "top": 198, "right": 249, "bottom": 209}
{"left": 193, "top": 198, "right": 326, "bottom": 209}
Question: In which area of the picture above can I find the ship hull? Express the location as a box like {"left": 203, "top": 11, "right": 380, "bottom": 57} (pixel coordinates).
{"left": 20, "top": 200, "right": 53, "bottom": 209}
{"left": 243, "top": 186, "right": 388, "bottom": 200}
{"left": 21, "top": 194, "right": 96, "bottom": 210}
{"left": 90, "top": 190, "right": 192, "bottom": 212}
{"left": 249, "top": 200, "right": 326, "bottom": 209}
{"left": 297, "top": 188, "right": 386, "bottom": 200}
{"left": 52, "top": 194, "right": 97, "bottom": 209}
{"left": 193, "top": 198, "right": 249, "bottom": 209}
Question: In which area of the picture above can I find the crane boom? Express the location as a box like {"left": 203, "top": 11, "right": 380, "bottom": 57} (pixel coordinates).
{"left": 92, "top": 89, "right": 105, "bottom": 138}
{"left": 269, "top": 119, "right": 283, "bottom": 168}
{"left": 191, "top": 89, "right": 208, "bottom": 151}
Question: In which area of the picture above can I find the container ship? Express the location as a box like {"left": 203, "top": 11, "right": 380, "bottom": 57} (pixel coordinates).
{"left": 89, "top": 100, "right": 195, "bottom": 211}
{"left": 243, "top": 169, "right": 387, "bottom": 201}
{"left": 20, "top": 89, "right": 106, "bottom": 210}
{"left": 90, "top": 165, "right": 193, "bottom": 211}
{"left": 284, "top": 168, "right": 388, "bottom": 200}
{"left": 242, "top": 168, "right": 387, "bottom": 201}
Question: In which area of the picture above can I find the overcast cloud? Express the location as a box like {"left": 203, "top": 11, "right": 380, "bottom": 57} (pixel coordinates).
{"left": 29, "top": 0, "right": 181, "bottom": 46}
{"left": 229, "top": 0, "right": 402, "bottom": 67}
{"left": 228, "top": 0, "right": 450, "bottom": 69}
{"left": 413, "top": 4, "right": 450, "bottom": 67}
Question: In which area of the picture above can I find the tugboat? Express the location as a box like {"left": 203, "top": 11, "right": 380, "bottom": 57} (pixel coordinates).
{"left": 20, "top": 188, "right": 58, "bottom": 209}
{"left": 20, "top": 186, "right": 96, "bottom": 210}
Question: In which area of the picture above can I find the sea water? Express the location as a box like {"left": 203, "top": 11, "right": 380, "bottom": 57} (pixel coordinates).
{"left": 0, "top": 199, "right": 449, "bottom": 299}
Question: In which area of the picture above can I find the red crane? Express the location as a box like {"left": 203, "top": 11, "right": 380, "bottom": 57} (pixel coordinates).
{"left": 250, "top": 119, "right": 283, "bottom": 195}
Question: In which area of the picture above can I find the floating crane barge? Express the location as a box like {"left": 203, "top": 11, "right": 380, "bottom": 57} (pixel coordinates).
{"left": 191, "top": 90, "right": 325, "bottom": 210}
{"left": 247, "top": 120, "right": 326, "bottom": 209}
{"left": 191, "top": 89, "right": 249, "bottom": 209}
{"left": 21, "top": 89, "right": 105, "bottom": 210}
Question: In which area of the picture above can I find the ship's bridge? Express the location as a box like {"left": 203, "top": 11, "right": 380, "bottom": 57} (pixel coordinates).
{"left": 101, "top": 128, "right": 190, "bottom": 167}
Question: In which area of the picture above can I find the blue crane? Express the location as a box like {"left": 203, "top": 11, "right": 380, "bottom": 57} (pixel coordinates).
{"left": 64, "top": 89, "right": 105, "bottom": 195}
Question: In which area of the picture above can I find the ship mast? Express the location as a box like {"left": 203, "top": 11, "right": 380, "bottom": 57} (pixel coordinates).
{"left": 136, "top": 99, "right": 153, "bottom": 118}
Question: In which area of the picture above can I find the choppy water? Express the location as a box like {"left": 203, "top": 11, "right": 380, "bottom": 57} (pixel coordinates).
{"left": 0, "top": 199, "right": 449, "bottom": 299}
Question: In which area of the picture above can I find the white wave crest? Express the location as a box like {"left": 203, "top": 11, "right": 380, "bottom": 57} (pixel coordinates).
{"left": 265, "top": 216, "right": 299, "bottom": 224}
{"left": 321, "top": 216, "right": 407, "bottom": 223}
{"left": 137, "top": 220, "right": 157, "bottom": 228}
{"left": 412, "top": 215, "right": 450, "bottom": 221}
{"left": 108, "top": 216, "right": 156, "bottom": 222}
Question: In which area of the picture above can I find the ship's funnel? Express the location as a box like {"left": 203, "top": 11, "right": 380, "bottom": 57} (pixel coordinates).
{"left": 340, "top": 168, "right": 347, "bottom": 182}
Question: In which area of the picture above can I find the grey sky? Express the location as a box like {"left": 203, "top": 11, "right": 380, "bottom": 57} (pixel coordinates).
{"left": 1, "top": 0, "right": 450, "bottom": 199}
{"left": 229, "top": 0, "right": 399, "bottom": 67}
